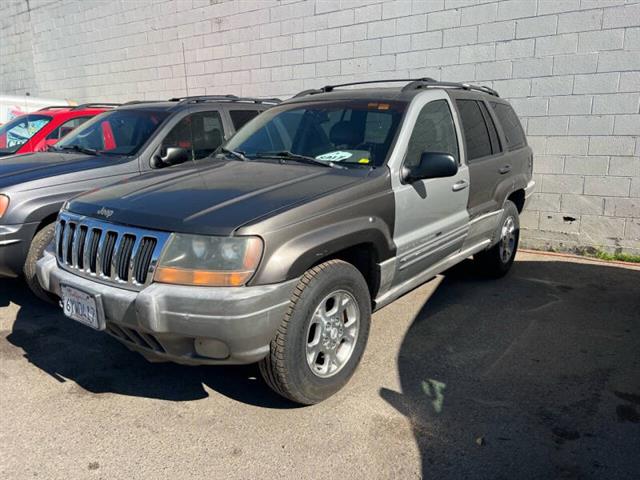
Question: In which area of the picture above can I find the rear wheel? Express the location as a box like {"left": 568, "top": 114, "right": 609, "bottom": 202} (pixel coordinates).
{"left": 474, "top": 200, "right": 520, "bottom": 277}
{"left": 24, "top": 223, "right": 57, "bottom": 303}
{"left": 259, "top": 260, "right": 371, "bottom": 405}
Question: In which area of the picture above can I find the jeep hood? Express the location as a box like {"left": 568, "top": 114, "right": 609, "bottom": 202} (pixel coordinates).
{"left": 0, "top": 152, "right": 130, "bottom": 189}
{"left": 67, "top": 159, "right": 372, "bottom": 236}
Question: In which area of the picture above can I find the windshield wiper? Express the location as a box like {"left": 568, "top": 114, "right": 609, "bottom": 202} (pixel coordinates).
{"left": 254, "top": 151, "right": 339, "bottom": 168}
{"left": 57, "top": 145, "right": 99, "bottom": 156}
{"left": 217, "top": 146, "right": 250, "bottom": 162}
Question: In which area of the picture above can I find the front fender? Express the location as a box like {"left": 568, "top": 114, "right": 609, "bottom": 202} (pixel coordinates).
{"left": 250, "top": 216, "right": 395, "bottom": 285}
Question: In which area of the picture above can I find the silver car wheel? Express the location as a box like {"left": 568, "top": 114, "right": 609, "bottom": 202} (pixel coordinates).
{"left": 499, "top": 215, "right": 516, "bottom": 263}
{"left": 305, "top": 290, "right": 360, "bottom": 378}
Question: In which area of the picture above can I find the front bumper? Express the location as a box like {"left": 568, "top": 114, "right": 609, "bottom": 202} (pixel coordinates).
{"left": 37, "top": 251, "right": 298, "bottom": 365}
{"left": 0, "top": 222, "right": 38, "bottom": 277}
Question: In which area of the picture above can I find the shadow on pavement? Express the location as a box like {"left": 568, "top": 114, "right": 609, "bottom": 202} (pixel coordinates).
{"left": 3, "top": 257, "right": 640, "bottom": 475}
{"left": 381, "top": 259, "right": 640, "bottom": 479}
{"left": 1, "top": 278, "right": 297, "bottom": 409}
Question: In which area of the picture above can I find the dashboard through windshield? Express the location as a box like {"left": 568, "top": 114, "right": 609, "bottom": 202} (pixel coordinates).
{"left": 225, "top": 100, "right": 406, "bottom": 167}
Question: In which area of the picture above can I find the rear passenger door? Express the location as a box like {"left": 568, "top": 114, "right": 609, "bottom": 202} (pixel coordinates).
{"left": 489, "top": 101, "right": 532, "bottom": 193}
{"left": 455, "top": 99, "right": 504, "bottom": 218}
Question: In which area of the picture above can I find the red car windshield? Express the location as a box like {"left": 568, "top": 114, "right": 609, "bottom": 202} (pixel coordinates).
{"left": 0, "top": 114, "right": 52, "bottom": 154}
{"left": 54, "top": 110, "right": 170, "bottom": 155}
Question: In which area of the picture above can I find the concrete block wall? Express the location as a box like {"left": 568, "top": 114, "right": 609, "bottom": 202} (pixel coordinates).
{"left": 1, "top": 0, "right": 639, "bottom": 255}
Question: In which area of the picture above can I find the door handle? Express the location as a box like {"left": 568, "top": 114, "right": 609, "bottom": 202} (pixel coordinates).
{"left": 452, "top": 180, "right": 468, "bottom": 191}
{"left": 499, "top": 164, "right": 512, "bottom": 174}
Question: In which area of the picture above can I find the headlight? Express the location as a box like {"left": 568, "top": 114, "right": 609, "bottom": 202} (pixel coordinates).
{"left": 154, "top": 234, "right": 263, "bottom": 287}
{"left": 0, "top": 195, "right": 9, "bottom": 218}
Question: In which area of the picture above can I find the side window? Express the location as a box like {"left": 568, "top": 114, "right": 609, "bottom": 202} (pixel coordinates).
{"left": 229, "top": 110, "right": 261, "bottom": 130}
{"left": 162, "top": 111, "right": 224, "bottom": 161}
{"left": 455, "top": 100, "right": 492, "bottom": 161}
{"left": 490, "top": 102, "right": 526, "bottom": 150}
{"left": 404, "top": 100, "right": 459, "bottom": 169}
{"left": 46, "top": 117, "right": 91, "bottom": 141}
{"left": 478, "top": 102, "right": 501, "bottom": 154}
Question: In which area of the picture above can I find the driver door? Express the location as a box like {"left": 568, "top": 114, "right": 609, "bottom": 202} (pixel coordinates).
{"left": 147, "top": 109, "right": 226, "bottom": 169}
{"left": 390, "top": 92, "right": 470, "bottom": 287}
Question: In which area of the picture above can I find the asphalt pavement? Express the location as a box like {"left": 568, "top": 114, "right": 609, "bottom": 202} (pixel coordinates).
{"left": 1, "top": 251, "right": 639, "bottom": 479}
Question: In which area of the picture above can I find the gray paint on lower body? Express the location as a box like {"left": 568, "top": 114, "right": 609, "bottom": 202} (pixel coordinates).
{"left": 37, "top": 251, "right": 299, "bottom": 365}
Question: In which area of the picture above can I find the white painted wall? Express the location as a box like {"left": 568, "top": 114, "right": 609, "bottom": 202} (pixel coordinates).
{"left": 1, "top": 0, "right": 639, "bottom": 254}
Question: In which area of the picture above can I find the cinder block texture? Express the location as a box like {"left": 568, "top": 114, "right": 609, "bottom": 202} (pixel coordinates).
{"left": 1, "top": 0, "right": 638, "bottom": 254}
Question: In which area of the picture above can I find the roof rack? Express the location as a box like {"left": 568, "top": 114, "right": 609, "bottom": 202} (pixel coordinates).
{"left": 73, "top": 102, "right": 121, "bottom": 109}
{"left": 39, "top": 103, "right": 121, "bottom": 111}
{"left": 168, "top": 95, "right": 281, "bottom": 105}
{"left": 401, "top": 79, "right": 499, "bottom": 97}
{"left": 121, "top": 100, "right": 165, "bottom": 105}
{"left": 38, "top": 105, "right": 75, "bottom": 111}
{"left": 293, "top": 78, "right": 499, "bottom": 98}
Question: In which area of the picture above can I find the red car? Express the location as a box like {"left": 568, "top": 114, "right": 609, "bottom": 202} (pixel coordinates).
{"left": 0, "top": 103, "right": 119, "bottom": 157}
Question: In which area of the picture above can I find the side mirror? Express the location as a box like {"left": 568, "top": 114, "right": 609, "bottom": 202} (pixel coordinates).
{"left": 152, "top": 146, "right": 190, "bottom": 168}
{"left": 403, "top": 152, "right": 458, "bottom": 182}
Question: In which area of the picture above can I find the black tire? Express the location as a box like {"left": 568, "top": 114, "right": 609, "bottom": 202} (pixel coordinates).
{"left": 259, "top": 259, "right": 372, "bottom": 405}
{"left": 474, "top": 200, "right": 520, "bottom": 278}
{"left": 24, "top": 222, "right": 57, "bottom": 303}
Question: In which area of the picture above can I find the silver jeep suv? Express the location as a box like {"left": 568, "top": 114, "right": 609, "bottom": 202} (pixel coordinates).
{"left": 38, "top": 78, "right": 535, "bottom": 404}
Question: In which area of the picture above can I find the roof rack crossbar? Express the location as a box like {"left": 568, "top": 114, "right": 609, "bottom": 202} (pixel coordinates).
{"left": 121, "top": 100, "right": 164, "bottom": 105}
{"left": 402, "top": 79, "right": 499, "bottom": 97}
{"left": 170, "top": 95, "right": 281, "bottom": 105}
{"left": 38, "top": 105, "right": 74, "bottom": 111}
{"left": 293, "top": 78, "right": 499, "bottom": 98}
{"left": 292, "top": 78, "right": 437, "bottom": 97}
{"left": 73, "top": 103, "right": 121, "bottom": 109}
{"left": 325, "top": 78, "right": 437, "bottom": 92}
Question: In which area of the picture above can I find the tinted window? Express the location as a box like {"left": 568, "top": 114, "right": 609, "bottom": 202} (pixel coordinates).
{"left": 490, "top": 102, "right": 526, "bottom": 150}
{"left": 478, "top": 102, "right": 501, "bottom": 154}
{"left": 456, "top": 100, "right": 492, "bottom": 161}
{"left": 225, "top": 101, "right": 405, "bottom": 167}
{"left": 405, "top": 100, "right": 459, "bottom": 169}
{"left": 0, "top": 114, "right": 52, "bottom": 154}
{"left": 46, "top": 116, "right": 92, "bottom": 141}
{"left": 229, "top": 110, "right": 261, "bottom": 130}
{"left": 162, "top": 111, "right": 224, "bottom": 161}
{"left": 56, "top": 110, "right": 169, "bottom": 155}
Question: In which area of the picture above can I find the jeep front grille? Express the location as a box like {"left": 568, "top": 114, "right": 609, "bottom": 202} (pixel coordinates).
{"left": 55, "top": 211, "right": 170, "bottom": 290}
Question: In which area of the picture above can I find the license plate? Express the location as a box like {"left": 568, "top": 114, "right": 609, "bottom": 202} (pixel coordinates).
{"left": 60, "top": 284, "right": 104, "bottom": 330}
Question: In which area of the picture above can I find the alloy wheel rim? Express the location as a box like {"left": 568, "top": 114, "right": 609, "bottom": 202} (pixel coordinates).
{"left": 498, "top": 215, "right": 516, "bottom": 263}
{"left": 305, "top": 290, "right": 360, "bottom": 378}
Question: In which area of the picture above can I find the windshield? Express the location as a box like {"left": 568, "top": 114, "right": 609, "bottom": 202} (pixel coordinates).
{"left": 224, "top": 100, "right": 406, "bottom": 167}
{"left": 0, "top": 114, "right": 52, "bottom": 154}
{"left": 55, "top": 109, "right": 170, "bottom": 155}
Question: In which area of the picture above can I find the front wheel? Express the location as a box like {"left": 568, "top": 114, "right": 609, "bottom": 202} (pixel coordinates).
{"left": 259, "top": 260, "right": 372, "bottom": 405}
{"left": 474, "top": 200, "right": 520, "bottom": 278}
{"left": 24, "top": 222, "right": 57, "bottom": 303}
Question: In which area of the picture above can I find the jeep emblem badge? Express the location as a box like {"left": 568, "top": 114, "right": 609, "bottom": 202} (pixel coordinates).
{"left": 97, "top": 207, "right": 114, "bottom": 218}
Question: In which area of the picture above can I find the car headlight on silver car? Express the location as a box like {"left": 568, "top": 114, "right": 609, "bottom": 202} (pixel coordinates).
{"left": 154, "top": 233, "right": 263, "bottom": 287}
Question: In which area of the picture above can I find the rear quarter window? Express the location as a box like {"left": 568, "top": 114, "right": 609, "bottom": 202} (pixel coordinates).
{"left": 490, "top": 102, "right": 526, "bottom": 150}
{"left": 229, "top": 110, "right": 261, "bottom": 130}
